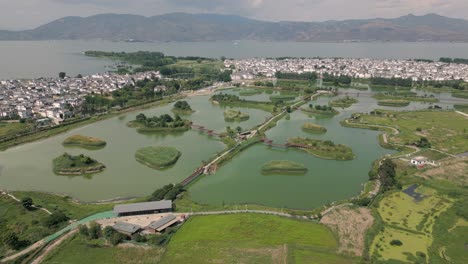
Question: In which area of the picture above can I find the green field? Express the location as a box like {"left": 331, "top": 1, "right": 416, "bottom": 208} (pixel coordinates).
{"left": 0, "top": 195, "right": 55, "bottom": 258}
{"left": 301, "top": 122, "right": 327, "bottom": 133}
{"left": 62, "top": 134, "right": 106, "bottom": 149}
{"left": 0, "top": 122, "right": 33, "bottom": 138}
{"left": 11, "top": 191, "right": 113, "bottom": 220}
{"left": 288, "top": 137, "right": 355, "bottom": 160}
{"left": 329, "top": 97, "right": 359, "bottom": 108}
{"left": 454, "top": 103, "right": 468, "bottom": 113}
{"left": 223, "top": 109, "right": 250, "bottom": 122}
{"left": 347, "top": 110, "right": 468, "bottom": 154}
{"left": 42, "top": 234, "right": 164, "bottom": 264}
{"left": 135, "top": 146, "right": 181, "bottom": 169}
{"left": 52, "top": 153, "right": 105, "bottom": 175}
{"left": 377, "top": 99, "right": 410, "bottom": 107}
{"left": 161, "top": 214, "right": 352, "bottom": 264}
{"left": 261, "top": 160, "right": 307, "bottom": 174}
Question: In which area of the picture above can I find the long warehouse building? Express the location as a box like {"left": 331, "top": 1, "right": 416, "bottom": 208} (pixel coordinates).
{"left": 113, "top": 200, "right": 172, "bottom": 216}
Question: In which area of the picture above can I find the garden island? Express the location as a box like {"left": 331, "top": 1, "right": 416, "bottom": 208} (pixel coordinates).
{"left": 1, "top": 52, "right": 467, "bottom": 264}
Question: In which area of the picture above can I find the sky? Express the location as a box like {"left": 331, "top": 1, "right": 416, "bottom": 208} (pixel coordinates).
{"left": 1, "top": 0, "right": 468, "bottom": 30}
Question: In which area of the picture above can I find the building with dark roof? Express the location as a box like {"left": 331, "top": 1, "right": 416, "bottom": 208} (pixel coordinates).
{"left": 113, "top": 222, "right": 142, "bottom": 236}
{"left": 147, "top": 214, "right": 179, "bottom": 233}
{"left": 113, "top": 200, "right": 172, "bottom": 217}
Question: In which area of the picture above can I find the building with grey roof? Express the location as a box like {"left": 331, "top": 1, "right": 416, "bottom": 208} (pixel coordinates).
{"left": 147, "top": 214, "right": 179, "bottom": 233}
{"left": 112, "top": 222, "right": 142, "bottom": 236}
{"left": 113, "top": 200, "right": 172, "bottom": 216}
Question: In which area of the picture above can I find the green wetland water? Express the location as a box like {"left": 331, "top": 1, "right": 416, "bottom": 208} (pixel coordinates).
{"left": 0, "top": 88, "right": 466, "bottom": 209}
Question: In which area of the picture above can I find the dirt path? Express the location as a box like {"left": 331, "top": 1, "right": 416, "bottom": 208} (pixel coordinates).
{"left": 1, "top": 191, "right": 52, "bottom": 215}
{"left": 0, "top": 241, "right": 45, "bottom": 263}
{"left": 30, "top": 229, "right": 78, "bottom": 264}
{"left": 455, "top": 110, "right": 468, "bottom": 118}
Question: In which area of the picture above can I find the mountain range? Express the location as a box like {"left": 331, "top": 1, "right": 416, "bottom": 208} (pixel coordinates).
{"left": 1, "top": 13, "right": 468, "bottom": 42}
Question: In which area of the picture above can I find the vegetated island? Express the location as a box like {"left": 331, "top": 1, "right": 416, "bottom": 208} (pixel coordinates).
{"left": 302, "top": 122, "right": 327, "bottom": 133}
{"left": 127, "top": 113, "right": 190, "bottom": 133}
{"left": 171, "top": 100, "right": 194, "bottom": 115}
{"left": 261, "top": 160, "right": 308, "bottom": 175}
{"left": 329, "top": 96, "right": 359, "bottom": 108}
{"left": 53, "top": 153, "right": 105, "bottom": 175}
{"left": 269, "top": 95, "right": 296, "bottom": 103}
{"left": 302, "top": 104, "right": 339, "bottom": 116}
{"left": 223, "top": 109, "right": 250, "bottom": 122}
{"left": 288, "top": 137, "right": 355, "bottom": 160}
{"left": 210, "top": 93, "right": 277, "bottom": 113}
{"left": 377, "top": 100, "right": 410, "bottom": 107}
{"left": 135, "top": 146, "right": 181, "bottom": 169}
{"left": 62, "top": 134, "right": 106, "bottom": 149}
{"left": 451, "top": 92, "right": 468, "bottom": 99}
{"left": 373, "top": 92, "right": 438, "bottom": 103}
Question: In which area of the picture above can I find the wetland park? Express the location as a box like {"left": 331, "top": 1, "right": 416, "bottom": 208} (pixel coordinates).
{"left": 1, "top": 51, "right": 467, "bottom": 264}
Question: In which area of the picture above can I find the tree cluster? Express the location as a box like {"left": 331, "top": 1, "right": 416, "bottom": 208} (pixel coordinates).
{"left": 43, "top": 211, "right": 69, "bottom": 228}
{"left": 309, "top": 104, "right": 333, "bottom": 111}
{"left": 439, "top": 57, "right": 468, "bottom": 65}
{"left": 322, "top": 73, "right": 352, "bottom": 85}
{"left": 379, "top": 159, "right": 398, "bottom": 192}
{"left": 134, "top": 113, "right": 186, "bottom": 128}
{"left": 370, "top": 77, "right": 412, "bottom": 87}
{"left": 415, "top": 137, "right": 431, "bottom": 148}
{"left": 148, "top": 184, "right": 184, "bottom": 201}
{"left": 173, "top": 101, "right": 192, "bottom": 111}
{"left": 211, "top": 93, "right": 243, "bottom": 103}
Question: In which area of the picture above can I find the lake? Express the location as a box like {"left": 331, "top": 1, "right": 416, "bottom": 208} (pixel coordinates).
{"left": 0, "top": 87, "right": 464, "bottom": 209}
{"left": 2, "top": 40, "right": 468, "bottom": 79}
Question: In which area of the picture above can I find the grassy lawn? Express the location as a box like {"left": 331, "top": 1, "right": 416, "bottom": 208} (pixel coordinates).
{"left": 10, "top": 192, "right": 113, "bottom": 220}
{"left": 0, "top": 122, "right": 33, "bottom": 138}
{"left": 223, "top": 109, "right": 250, "bottom": 122}
{"left": 0, "top": 195, "right": 55, "bottom": 258}
{"left": 302, "top": 122, "right": 327, "bottom": 133}
{"left": 261, "top": 160, "right": 307, "bottom": 174}
{"left": 350, "top": 110, "right": 468, "bottom": 154}
{"left": 161, "top": 214, "right": 346, "bottom": 264}
{"left": 134, "top": 146, "right": 181, "bottom": 169}
{"left": 42, "top": 234, "right": 164, "bottom": 264}
{"left": 62, "top": 134, "right": 106, "bottom": 149}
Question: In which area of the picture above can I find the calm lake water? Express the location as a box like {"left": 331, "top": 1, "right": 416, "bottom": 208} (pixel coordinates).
{"left": 2, "top": 40, "right": 468, "bottom": 79}
{"left": 0, "top": 87, "right": 465, "bottom": 208}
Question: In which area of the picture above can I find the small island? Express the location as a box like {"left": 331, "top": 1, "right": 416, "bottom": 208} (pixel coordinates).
{"left": 288, "top": 137, "right": 355, "bottom": 160}
{"left": 171, "top": 100, "right": 194, "bottom": 115}
{"left": 377, "top": 100, "right": 410, "bottom": 107}
{"left": 239, "top": 89, "right": 262, "bottom": 96}
{"left": 302, "top": 123, "right": 327, "bottom": 133}
{"left": 269, "top": 95, "right": 296, "bottom": 103}
{"left": 53, "top": 153, "right": 105, "bottom": 175}
{"left": 329, "top": 96, "right": 359, "bottom": 108}
{"left": 128, "top": 113, "right": 190, "bottom": 133}
{"left": 302, "top": 104, "right": 339, "bottom": 116}
{"left": 224, "top": 109, "right": 250, "bottom": 122}
{"left": 135, "top": 146, "right": 182, "bottom": 169}
{"left": 261, "top": 160, "right": 307, "bottom": 175}
{"left": 62, "top": 135, "right": 106, "bottom": 149}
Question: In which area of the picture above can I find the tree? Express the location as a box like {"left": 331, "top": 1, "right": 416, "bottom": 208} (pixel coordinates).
{"left": 286, "top": 106, "right": 292, "bottom": 113}
{"left": 21, "top": 197, "right": 33, "bottom": 210}
{"left": 76, "top": 74, "right": 83, "bottom": 78}
{"left": 379, "top": 159, "right": 397, "bottom": 192}
{"left": 78, "top": 224, "right": 89, "bottom": 237}
{"left": 88, "top": 221, "right": 102, "bottom": 239}
{"left": 59, "top": 72, "right": 66, "bottom": 79}
{"left": 236, "top": 126, "right": 243, "bottom": 133}
{"left": 103, "top": 226, "right": 114, "bottom": 239}
{"left": 110, "top": 232, "right": 126, "bottom": 246}
{"left": 43, "top": 211, "right": 69, "bottom": 228}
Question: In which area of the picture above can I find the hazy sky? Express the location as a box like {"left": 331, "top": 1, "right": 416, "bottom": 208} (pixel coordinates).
{"left": 1, "top": 0, "right": 468, "bottom": 30}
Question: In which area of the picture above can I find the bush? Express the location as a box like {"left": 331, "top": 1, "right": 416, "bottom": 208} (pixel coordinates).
{"left": 390, "top": 239, "right": 403, "bottom": 246}
{"left": 43, "top": 211, "right": 69, "bottom": 228}
{"left": 78, "top": 224, "right": 89, "bottom": 237}
{"left": 88, "top": 221, "right": 102, "bottom": 239}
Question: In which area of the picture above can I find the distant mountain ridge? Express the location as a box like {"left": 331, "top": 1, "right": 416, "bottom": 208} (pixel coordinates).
{"left": 1, "top": 13, "right": 468, "bottom": 42}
